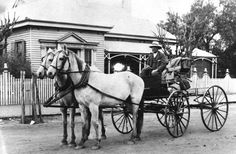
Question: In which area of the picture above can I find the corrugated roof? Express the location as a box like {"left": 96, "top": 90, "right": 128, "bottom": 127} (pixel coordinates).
{"left": 3, "top": 0, "right": 176, "bottom": 39}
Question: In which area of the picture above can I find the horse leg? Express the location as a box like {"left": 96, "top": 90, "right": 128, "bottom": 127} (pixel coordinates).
{"left": 136, "top": 99, "right": 144, "bottom": 141}
{"left": 68, "top": 108, "right": 76, "bottom": 147}
{"left": 75, "top": 105, "right": 91, "bottom": 150}
{"left": 128, "top": 99, "right": 141, "bottom": 144}
{"left": 99, "top": 107, "right": 106, "bottom": 140}
{"left": 60, "top": 107, "right": 68, "bottom": 146}
{"left": 90, "top": 104, "right": 101, "bottom": 150}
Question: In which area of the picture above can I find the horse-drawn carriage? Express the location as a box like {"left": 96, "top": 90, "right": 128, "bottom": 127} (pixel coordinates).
{"left": 38, "top": 48, "right": 229, "bottom": 149}
{"left": 111, "top": 57, "right": 228, "bottom": 137}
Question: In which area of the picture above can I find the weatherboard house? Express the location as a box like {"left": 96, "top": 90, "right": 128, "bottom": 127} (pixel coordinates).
{"left": 1, "top": 0, "right": 176, "bottom": 74}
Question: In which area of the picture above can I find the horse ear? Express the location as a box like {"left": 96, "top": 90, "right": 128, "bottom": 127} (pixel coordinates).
{"left": 47, "top": 48, "right": 53, "bottom": 53}
{"left": 57, "top": 44, "right": 62, "bottom": 51}
{"left": 63, "top": 45, "right": 69, "bottom": 55}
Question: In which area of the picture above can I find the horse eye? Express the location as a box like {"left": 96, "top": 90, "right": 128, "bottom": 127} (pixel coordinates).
{"left": 59, "top": 57, "right": 64, "bottom": 61}
{"left": 48, "top": 59, "right": 53, "bottom": 62}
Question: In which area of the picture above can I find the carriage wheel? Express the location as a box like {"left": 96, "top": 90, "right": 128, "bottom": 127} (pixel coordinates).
{"left": 157, "top": 87, "right": 178, "bottom": 127}
{"left": 111, "top": 106, "right": 133, "bottom": 134}
{"left": 165, "top": 90, "right": 190, "bottom": 138}
{"left": 156, "top": 98, "right": 167, "bottom": 127}
{"left": 200, "top": 85, "right": 229, "bottom": 131}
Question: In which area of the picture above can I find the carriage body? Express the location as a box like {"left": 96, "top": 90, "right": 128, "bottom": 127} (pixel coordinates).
{"left": 112, "top": 56, "right": 229, "bottom": 138}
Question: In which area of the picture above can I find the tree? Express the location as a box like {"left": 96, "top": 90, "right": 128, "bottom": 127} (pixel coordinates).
{"left": 0, "top": 13, "right": 18, "bottom": 56}
{"left": 0, "top": 13, "right": 31, "bottom": 77}
{"left": 215, "top": 0, "right": 236, "bottom": 77}
{"left": 157, "top": 0, "right": 219, "bottom": 57}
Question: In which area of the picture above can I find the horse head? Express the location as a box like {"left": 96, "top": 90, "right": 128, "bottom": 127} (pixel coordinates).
{"left": 47, "top": 48, "right": 82, "bottom": 79}
{"left": 36, "top": 48, "right": 55, "bottom": 79}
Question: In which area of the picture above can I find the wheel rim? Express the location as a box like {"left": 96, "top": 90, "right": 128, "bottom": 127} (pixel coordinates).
{"left": 165, "top": 90, "right": 190, "bottom": 137}
{"left": 111, "top": 106, "right": 133, "bottom": 134}
{"left": 201, "top": 85, "right": 229, "bottom": 131}
{"left": 156, "top": 98, "right": 167, "bottom": 127}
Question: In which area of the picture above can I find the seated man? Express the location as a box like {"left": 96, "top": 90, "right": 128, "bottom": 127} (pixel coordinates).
{"left": 140, "top": 41, "right": 168, "bottom": 78}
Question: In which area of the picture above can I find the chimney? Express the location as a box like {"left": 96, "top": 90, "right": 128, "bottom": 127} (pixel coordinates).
{"left": 122, "top": 0, "right": 131, "bottom": 13}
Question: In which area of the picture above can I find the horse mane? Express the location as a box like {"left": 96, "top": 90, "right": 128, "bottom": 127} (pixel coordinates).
{"left": 67, "top": 49, "right": 84, "bottom": 71}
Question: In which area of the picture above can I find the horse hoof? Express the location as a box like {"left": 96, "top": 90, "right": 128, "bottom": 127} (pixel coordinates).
{"left": 68, "top": 143, "right": 76, "bottom": 147}
{"left": 91, "top": 145, "right": 100, "bottom": 150}
{"left": 127, "top": 140, "right": 135, "bottom": 145}
{"left": 75, "top": 145, "right": 85, "bottom": 150}
{"left": 134, "top": 137, "right": 141, "bottom": 141}
{"left": 101, "top": 135, "right": 107, "bottom": 140}
{"left": 60, "top": 141, "right": 68, "bottom": 147}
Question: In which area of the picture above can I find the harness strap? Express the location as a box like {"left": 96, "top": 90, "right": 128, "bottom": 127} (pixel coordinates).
{"left": 74, "top": 64, "right": 90, "bottom": 89}
{"left": 87, "top": 83, "right": 126, "bottom": 102}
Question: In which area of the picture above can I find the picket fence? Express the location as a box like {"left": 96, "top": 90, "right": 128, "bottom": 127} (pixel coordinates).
{"left": 189, "top": 68, "right": 236, "bottom": 94}
{"left": 0, "top": 65, "right": 55, "bottom": 106}
{"left": 0, "top": 65, "right": 236, "bottom": 106}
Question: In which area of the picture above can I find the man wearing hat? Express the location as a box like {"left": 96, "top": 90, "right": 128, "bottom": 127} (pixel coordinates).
{"left": 140, "top": 41, "right": 168, "bottom": 77}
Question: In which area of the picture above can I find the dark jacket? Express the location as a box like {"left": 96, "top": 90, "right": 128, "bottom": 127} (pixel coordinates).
{"left": 147, "top": 51, "right": 168, "bottom": 73}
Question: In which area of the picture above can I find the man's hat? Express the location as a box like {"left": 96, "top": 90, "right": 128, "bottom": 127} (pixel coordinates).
{"left": 150, "top": 41, "right": 162, "bottom": 48}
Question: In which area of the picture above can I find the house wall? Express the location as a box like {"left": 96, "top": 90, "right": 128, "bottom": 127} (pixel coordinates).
{"left": 8, "top": 26, "right": 106, "bottom": 72}
{"left": 7, "top": 27, "right": 30, "bottom": 60}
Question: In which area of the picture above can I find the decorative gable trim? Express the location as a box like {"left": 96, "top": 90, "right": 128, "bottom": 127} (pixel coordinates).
{"left": 58, "top": 32, "right": 87, "bottom": 43}
{"left": 39, "top": 32, "right": 99, "bottom": 46}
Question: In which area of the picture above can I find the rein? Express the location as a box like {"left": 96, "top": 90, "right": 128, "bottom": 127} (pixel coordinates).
{"left": 45, "top": 50, "right": 140, "bottom": 107}
{"left": 43, "top": 65, "right": 90, "bottom": 107}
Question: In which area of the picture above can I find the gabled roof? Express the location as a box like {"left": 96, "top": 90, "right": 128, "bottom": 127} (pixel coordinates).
{"left": 2, "top": 0, "right": 176, "bottom": 40}
{"left": 58, "top": 32, "right": 87, "bottom": 43}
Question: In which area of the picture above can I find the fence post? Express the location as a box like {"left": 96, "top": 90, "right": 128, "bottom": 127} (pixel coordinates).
{"left": 203, "top": 68, "right": 210, "bottom": 87}
{"left": 33, "top": 73, "right": 43, "bottom": 123}
{"left": 224, "top": 69, "right": 230, "bottom": 93}
{"left": 20, "top": 71, "right": 26, "bottom": 124}
{"left": 3, "top": 63, "right": 8, "bottom": 106}
{"left": 191, "top": 67, "right": 198, "bottom": 94}
{"left": 31, "top": 74, "right": 38, "bottom": 122}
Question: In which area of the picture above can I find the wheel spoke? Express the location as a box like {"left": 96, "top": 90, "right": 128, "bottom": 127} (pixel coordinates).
{"left": 214, "top": 113, "right": 218, "bottom": 130}
{"left": 215, "top": 111, "right": 223, "bottom": 127}
{"left": 114, "top": 114, "right": 124, "bottom": 124}
{"left": 127, "top": 114, "right": 133, "bottom": 129}
{"left": 216, "top": 110, "right": 226, "bottom": 121}
{"left": 117, "top": 115, "right": 125, "bottom": 129}
{"left": 203, "top": 96, "right": 211, "bottom": 104}
{"left": 217, "top": 108, "right": 227, "bottom": 113}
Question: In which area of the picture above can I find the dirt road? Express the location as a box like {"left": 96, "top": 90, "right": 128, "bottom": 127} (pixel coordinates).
{"left": 1, "top": 104, "right": 236, "bottom": 154}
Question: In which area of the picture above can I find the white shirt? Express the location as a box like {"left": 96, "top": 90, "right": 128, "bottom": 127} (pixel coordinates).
{"left": 153, "top": 53, "right": 157, "bottom": 58}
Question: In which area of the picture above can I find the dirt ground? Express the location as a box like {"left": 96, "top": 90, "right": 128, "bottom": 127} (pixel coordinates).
{"left": 1, "top": 103, "right": 236, "bottom": 154}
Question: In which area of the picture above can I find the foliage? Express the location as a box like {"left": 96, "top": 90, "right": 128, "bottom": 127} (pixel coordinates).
{"left": 158, "top": 0, "right": 236, "bottom": 77}
{"left": 0, "top": 53, "right": 31, "bottom": 78}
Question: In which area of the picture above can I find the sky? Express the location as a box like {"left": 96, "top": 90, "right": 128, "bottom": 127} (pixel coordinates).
{"left": 0, "top": 0, "right": 220, "bottom": 23}
{"left": 131, "top": 0, "right": 195, "bottom": 23}
{"left": 0, "top": 0, "right": 196, "bottom": 23}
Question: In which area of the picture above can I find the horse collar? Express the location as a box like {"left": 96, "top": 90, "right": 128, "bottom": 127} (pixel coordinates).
{"left": 73, "top": 64, "right": 90, "bottom": 89}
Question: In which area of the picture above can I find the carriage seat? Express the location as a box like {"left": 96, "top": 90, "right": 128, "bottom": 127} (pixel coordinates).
{"left": 162, "top": 57, "right": 192, "bottom": 81}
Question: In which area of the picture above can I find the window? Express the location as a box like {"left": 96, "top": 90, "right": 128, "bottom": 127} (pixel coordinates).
{"left": 12, "top": 40, "right": 26, "bottom": 61}
{"left": 69, "top": 48, "right": 95, "bottom": 66}
{"left": 85, "top": 49, "right": 92, "bottom": 66}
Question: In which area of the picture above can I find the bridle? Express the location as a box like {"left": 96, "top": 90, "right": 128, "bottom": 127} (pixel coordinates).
{"left": 40, "top": 52, "right": 55, "bottom": 71}
{"left": 49, "top": 50, "right": 71, "bottom": 74}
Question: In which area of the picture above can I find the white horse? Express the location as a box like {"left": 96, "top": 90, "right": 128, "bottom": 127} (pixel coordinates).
{"left": 47, "top": 49, "right": 144, "bottom": 149}
{"left": 36, "top": 48, "right": 107, "bottom": 147}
